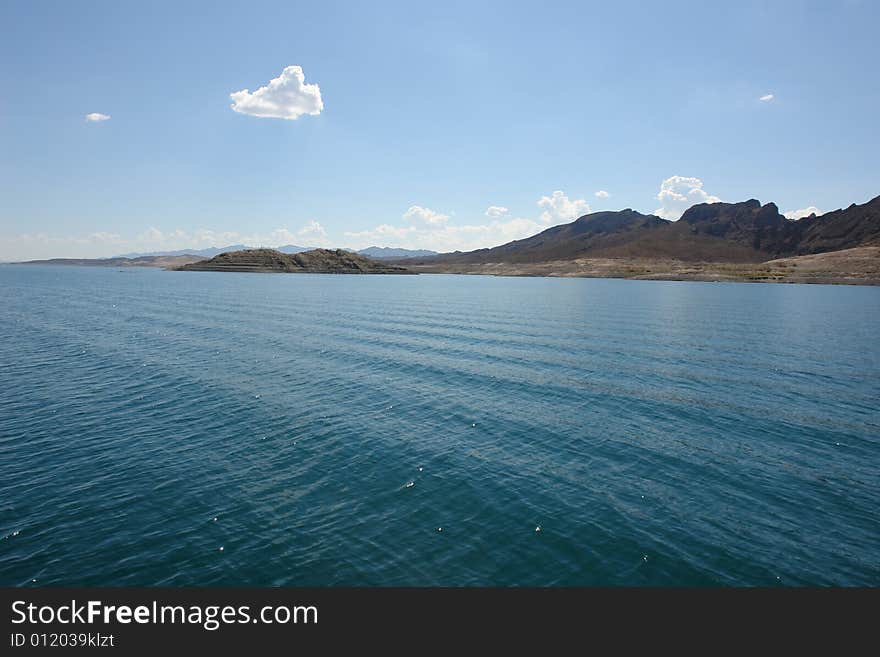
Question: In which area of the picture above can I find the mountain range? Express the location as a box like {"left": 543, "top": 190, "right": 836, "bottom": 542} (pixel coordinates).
{"left": 397, "top": 195, "right": 880, "bottom": 266}
{"left": 356, "top": 246, "right": 438, "bottom": 259}
{"left": 118, "top": 245, "right": 437, "bottom": 259}
{"left": 15, "top": 195, "right": 879, "bottom": 284}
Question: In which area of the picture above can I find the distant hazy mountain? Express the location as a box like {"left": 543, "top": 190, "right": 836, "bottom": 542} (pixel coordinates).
{"left": 118, "top": 245, "right": 248, "bottom": 258}
{"left": 356, "top": 246, "right": 439, "bottom": 259}
{"left": 117, "top": 244, "right": 310, "bottom": 258}
{"left": 18, "top": 255, "right": 203, "bottom": 268}
{"left": 117, "top": 244, "right": 435, "bottom": 259}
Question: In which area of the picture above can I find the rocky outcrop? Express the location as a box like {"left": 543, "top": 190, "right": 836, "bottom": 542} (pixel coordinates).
{"left": 784, "top": 195, "right": 880, "bottom": 255}
{"left": 675, "top": 200, "right": 793, "bottom": 255}
{"left": 175, "top": 248, "right": 413, "bottom": 274}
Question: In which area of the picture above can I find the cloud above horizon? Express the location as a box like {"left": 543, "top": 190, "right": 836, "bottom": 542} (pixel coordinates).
{"left": 5, "top": 197, "right": 580, "bottom": 260}
{"left": 230, "top": 65, "right": 323, "bottom": 120}
{"left": 344, "top": 191, "right": 587, "bottom": 252}
{"left": 784, "top": 206, "right": 822, "bottom": 220}
{"left": 1, "top": 223, "right": 330, "bottom": 261}
{"left": 343, "top": 215, "right": 550, "bottom": 253}
{"left": 296, "top": 219, "right": 331, "bottom": 245}
{"left": 85, "top": 112, "right": 111, "bottom": 122}
{"left": 594, "top": 190, "right": 610, "bottom": 199}
{"left": 759, "top": 93, "right": 775, "bottom": 102}
{"left": 537, "top": 191, "right": 590, "bottom": 224}
{"left": 654, "top": 175, "right": 721, "bottom": 220}
{"left": 402, "top": 206, "right": 450, "bottom": 226}
{"left": 484, "top": 206, "right": 510, "bottom": 218}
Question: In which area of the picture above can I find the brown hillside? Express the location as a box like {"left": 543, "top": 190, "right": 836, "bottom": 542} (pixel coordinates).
{"left": 176, "top": 248, "right": 413, "bottom": 274}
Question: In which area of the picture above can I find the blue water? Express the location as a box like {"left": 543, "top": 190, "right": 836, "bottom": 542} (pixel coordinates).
{"left": 0, "top": 265, "right": 878, "bottom": 586}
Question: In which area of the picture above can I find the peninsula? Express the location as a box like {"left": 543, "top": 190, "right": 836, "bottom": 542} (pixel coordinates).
{"left": 175, "top": 248, "right": 413, "bottom": 274}
{"left": 17, "top": 254, "right": 203, "bottom": 268}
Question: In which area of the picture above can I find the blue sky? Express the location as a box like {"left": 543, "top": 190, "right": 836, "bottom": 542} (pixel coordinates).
{"left": 1, "top": 0, "right": 878, "bottom": 259}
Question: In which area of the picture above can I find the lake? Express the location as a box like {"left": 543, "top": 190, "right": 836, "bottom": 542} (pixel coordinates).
{"left": 1, "top": 265, "right": 878, "bottom": 585}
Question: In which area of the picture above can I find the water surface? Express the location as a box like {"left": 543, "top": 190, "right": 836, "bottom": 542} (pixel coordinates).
{"left": 1, "top": 266, "right": 878, "bottom": 585}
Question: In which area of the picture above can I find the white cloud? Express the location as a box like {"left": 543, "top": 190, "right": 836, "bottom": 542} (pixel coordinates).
{"left": 296, "top": 220, "right": 331, "bottom": 246}
{"left": 594, "top": 190, "right": 610, "bottom": 199}
{"left": 129, "top": 226, "right": 313, "bottom": 251}
{"left": 654, "top": 175, "right": 721, "bottom": 220}
{"left": 344, "top": 191, "right": 587, "bottom": 253}
{"left": 344, "top": 223, "right": 417, "bottom": 242}
{"left": 0, "top": 223, "right": 331, "bottom": 261}
{"left": 402, "top": 206, "right": 450, "bottom": 226}
{"left": 784, "top": 206, "right": 822, "bottom": 220}
{"left": 344, "top": 216, "right": 549, "bottom": 253}
{"left": 85, "top": 113, "right": 111, "bottom": 122}
{"left": 484, "top": 206, "right": 510, "bottom": 218}
{"left": 230, "top": 65, "right": 323, "bottom": 120}
{"left": 537, "top": 190, "right": 590, "bottom": 224}
{"left": 759, "top": 94, "right": 774, "bottom": 102}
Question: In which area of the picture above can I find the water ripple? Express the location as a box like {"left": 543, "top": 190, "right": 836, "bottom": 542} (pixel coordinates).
{"left": 1, "top": 266, "right": 878, "bottom": 585}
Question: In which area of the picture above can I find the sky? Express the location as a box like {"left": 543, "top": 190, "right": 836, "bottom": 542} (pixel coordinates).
{"left": 1, "top": 0, "right": 878, "bottom": 260}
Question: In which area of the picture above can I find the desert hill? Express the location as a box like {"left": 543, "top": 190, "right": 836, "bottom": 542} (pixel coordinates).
{"left": 175, "top": 248, "right": 413, "bottom": 274}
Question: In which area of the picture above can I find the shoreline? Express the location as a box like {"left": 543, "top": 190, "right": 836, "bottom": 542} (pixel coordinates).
{"left": 415, "top": 271, "right": 880, "bottom": 286}
{"left": 5, "top": 245, "right": 879, "bottom": 286}
{"left": 398, "top": 246, "right": 880, "bottom": 286}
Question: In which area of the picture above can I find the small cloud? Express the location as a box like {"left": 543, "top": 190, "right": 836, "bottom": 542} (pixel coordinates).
{"left": 296, "top": 220, "right": 331, "bottom": 245}
{"left": 344, "top": 223, "right": 416, "bottom": 243}
{"left": 89, "top": 231, "right": 121, "bottom": 242}
{"left": 537, "top": 191, "right": 590, "bottom": 224}
{"left": 654, "top": 175, "right": 721, "bottom": 220}
{"left": 594, "top": 190, "right": 610, "bottom": 199}
{"left": 402, "top": 206, "right": 449, "bottom": 226}
{"left": 484, "top": 206, "right": 510, "bottom": 218}
{"left": 784, "top": 206, "right": 822, "bottom": 220}
{"left": 759, "top": 94, "right": 774, "bottom": 102}
{"left": 85, "top": 112, "right": 111, "bottom": 122}
{"left": 230, "top": 65, "right": 323, "bottom": 120}
{"left": 297, "top": 220, "right": 326, "bottom": 238}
